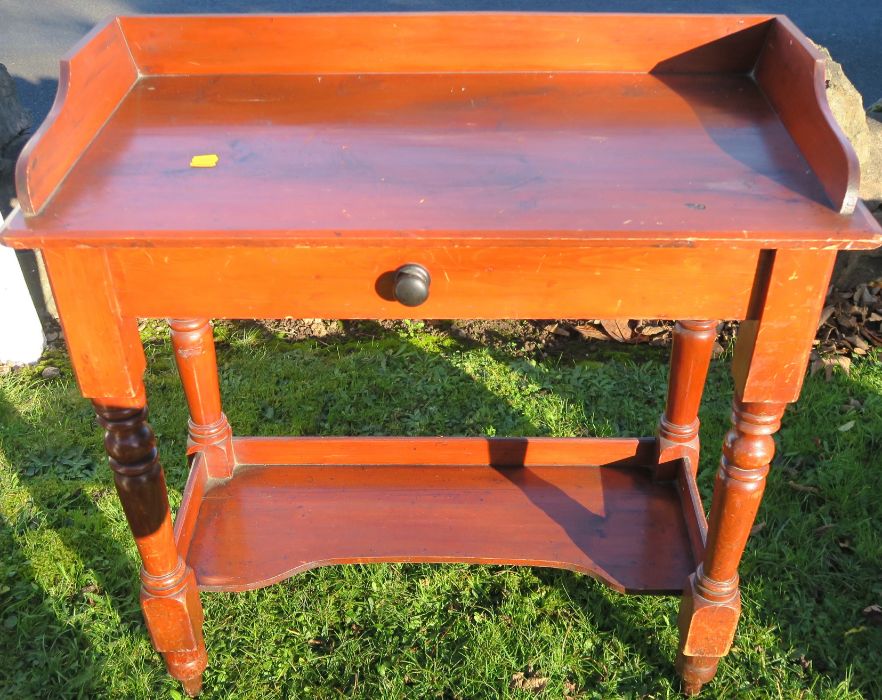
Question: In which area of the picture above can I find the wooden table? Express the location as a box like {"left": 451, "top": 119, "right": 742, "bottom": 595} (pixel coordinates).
{"left": 3, "top": 13, "right": 880, "bottom": 696}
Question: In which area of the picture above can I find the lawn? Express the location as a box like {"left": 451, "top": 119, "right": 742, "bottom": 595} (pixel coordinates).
{"left": 1, "top": 321, "right": 880, "bottom": 699}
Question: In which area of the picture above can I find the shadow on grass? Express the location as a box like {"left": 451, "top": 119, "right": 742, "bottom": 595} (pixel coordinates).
{"left": 211, "top": 320, "right": 882, "bottom": 697}
{"left": 0, "top": 390, "right": 112, "bottom": 696}
{"left": 2, "top": 322, "right": 881, "bottom": 697}
{"left": 0, "top": 513, "right": 101, "bottom": 694}
{"left": 0, "top": 375, "right": 170, "bottom": 697}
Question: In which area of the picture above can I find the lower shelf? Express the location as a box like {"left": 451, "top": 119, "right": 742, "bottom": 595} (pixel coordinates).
{"left": 181, "top": 437, "right": 698, "bottom": 594}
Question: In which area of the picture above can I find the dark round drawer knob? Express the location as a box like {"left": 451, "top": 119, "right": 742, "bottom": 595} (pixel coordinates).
{"left": 393, "top": 264, "right": 431, "bottom": 307}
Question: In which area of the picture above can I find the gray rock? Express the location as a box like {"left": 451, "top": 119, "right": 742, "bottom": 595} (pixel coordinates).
{"left": 0, "top": 156, "right": 16, "bottom": 218}
{"left": 818, "top": 46, "right": 882, "bottom": 206}
{"left": 41, "top": 366, "right": 61, "bottom": 379}
{"left": 818, "top": 47, "right": 882, "bottom": 290}
{"left": 0, "top": 64, "right": 31, "bottom": 159}
{"left": 1, "top": 63, "right": 32, "bottom": 217}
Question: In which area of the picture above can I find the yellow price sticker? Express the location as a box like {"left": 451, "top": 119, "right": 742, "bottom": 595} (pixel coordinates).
{"left": 189, "top": 154, "right": 219, "bottom": 168}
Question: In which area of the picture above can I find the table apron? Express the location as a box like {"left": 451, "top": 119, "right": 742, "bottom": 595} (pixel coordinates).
{"left": 110, "top": 244, "right": 761, "bottom": 320}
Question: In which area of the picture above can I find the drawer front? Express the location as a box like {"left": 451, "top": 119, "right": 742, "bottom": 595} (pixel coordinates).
{"left": 113, "top": 244, "right": 760, "bottom": 320}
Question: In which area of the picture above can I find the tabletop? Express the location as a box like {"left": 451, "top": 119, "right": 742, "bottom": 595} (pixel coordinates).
{"left": 3, "top": 13, "right": 880, "bottom": 250}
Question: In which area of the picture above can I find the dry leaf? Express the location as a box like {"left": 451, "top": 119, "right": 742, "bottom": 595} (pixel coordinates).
{"left": 811, "top": 354, "right": 850, "bottom": 381}
{"left": 600, "top": 319, "right": 633, "bottom": 343}
{"left": 814, "top": 523, "right": 836, "bottom": 535}
{"left": 817, "top": 305, "right": 836, "bottom": 328}
{"left": 857, "top": 285, "right": 876, "bottom": 306}
{"left": 835, "top": 311, "right": 858, "bottom": 330}
{"left": 838, "top": 420, "right": 856, "bottom": 432}
{"left": 787, "top": 480, "right": 820, "bottom": 495}
{"left": 862, "top": 327, "right": 882, "bottom": 345}
{"left": 848, "top": 335, "right": 870, "bottom": 351}
{"left": 572, "top": 324, "right": 608, "bottom": 341}
{"left": 750, "top": 521, "right": 766, "bottom": 536}
{"left": 638, "top": 324, "right": 667, "bottom": 336}
{"left": 510, "top": 672, "right": 549, "bottom": 693}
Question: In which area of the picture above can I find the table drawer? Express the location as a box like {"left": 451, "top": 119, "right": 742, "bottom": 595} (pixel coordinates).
{"left": 113, "top": 244, "right": 761, "bottom": 320}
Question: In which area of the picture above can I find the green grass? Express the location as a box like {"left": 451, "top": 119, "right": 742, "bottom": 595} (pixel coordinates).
{"left": 1, "top": 324, "right": 881, "bottom": 699}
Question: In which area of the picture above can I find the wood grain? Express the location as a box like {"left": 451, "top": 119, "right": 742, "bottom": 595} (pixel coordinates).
{"left": 6, "top": 13, "right": 881, "bottom": 695}
{"left": 94, "top": 401, "right": 207, "bottom": 691}
{"left": 41, "top": 247, "right": 145, "bottom": 402}
{"left": 120, "top": 13, "right": 773, "bottom": 75}
{"left": 169, "top": 319, "right": 234, "bottom": 479}
{"left": 733, "top": 249, "right": 837, "bottom": 403}
{"left": 6, "top": 70, "right": 879, "bottom": 249}
{"left": 657, "top": 320, "right": 719, "bottom": 478}
{"left": 677, "top": 462, "right": 708, "bottom": 563}
{"left": 7, "top": 13, "right": 878, "bottom": 249}
{"left": 110, "top": 245, "right": 760, "bottom": 321}
{"left": 14, "top": 18, "right": 137, "bottom": 216}
{"left": 173, "top": 450, "right": 208, "bottom": 560}
{"left": 231, "top": 435, "right": 657, "bottom": 468}
{"left": 188, "top": 461, "right": 695, "bottom": 594}
{"left": 676, "top": 400, "right": 784, "bottom": 690}
{"left": 754, "top": 17, "right": 861, "bottom": 214}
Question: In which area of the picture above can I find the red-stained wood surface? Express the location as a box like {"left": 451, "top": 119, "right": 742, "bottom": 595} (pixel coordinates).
{"left": 110, "top": 245, "right": 760, "bottom": 321}
{"left": 169, "top": 320, "right": 224, "bottom": 429}
{"left": 175, "top": 437, "right": 672, "bottom": 592}
{"left": 94, "top": 401, "right": 207, "bottom": 691}
{"left": 4, "top": 15, "right": 881, "bottom": 248}
{"left": 188, "top": 458, "right": 695, "bottom": 594}
{"left": 231, "top": 435, "right": 657, "bottom": 467}
{"left": 169, "top": 319, "right": 234, "bottom": 479}
{"left": 13, "top": 18, "right": 137, "bottom": 217}
{"left": 4, "top": 12, "right": 882, "bottom": 697}
{"left": 173, "top": 450, "right": 208, "bottom": 560}
{"left": 120, "top": 13, "right": 772, "bottom": 76}
{"left": 754, "top": 17, "right": 860, "bottom": 215}
{"left": 657, "top": 320, "right": 719, "bottom": 478}
{"left": 5, "top": 70, "right": 879, "bottom": 247}
{"left": 732, "top": 249, "right": 838, "bottom": 404}
{"left": 41, "top": 248, "right": 146, "bottom": 404}
{"left": 678, "top": 463, "right": 709, "bottom": 563}
{"left": 676, "top": 400, "right": 784, "bottom": 693}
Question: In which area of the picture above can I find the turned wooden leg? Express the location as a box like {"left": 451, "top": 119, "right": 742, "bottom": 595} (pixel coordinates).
{"left": 169, "top": 318, "right": 233, "bottom": 479}
{"left": 95, "top": 401, "right": 207, "bottom": 696}
{"left": 657, "top": 320, "right": 718, "bottom": 479}
{"left": 676, "top": 399, "right": 784, "bottom": 694}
